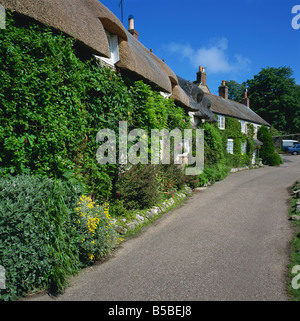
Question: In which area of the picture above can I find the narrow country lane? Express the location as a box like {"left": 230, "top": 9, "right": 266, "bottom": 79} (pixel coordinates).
{"left": 29, "top": 155, "right": 300, "bottom": 301}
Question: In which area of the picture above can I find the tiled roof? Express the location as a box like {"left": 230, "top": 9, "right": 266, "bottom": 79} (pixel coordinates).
{"left": 206, "top": 93, "right": 270, "bottom": 126}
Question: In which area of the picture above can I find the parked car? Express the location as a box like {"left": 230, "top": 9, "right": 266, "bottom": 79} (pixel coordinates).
{"left": 288, "top": 144, "right": 300, "bottom": 155}
{"left": 282, "top": 140, "right": 299, "bottom": 152}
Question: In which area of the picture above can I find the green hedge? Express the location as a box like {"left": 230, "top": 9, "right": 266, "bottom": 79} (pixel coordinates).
{"left": 0, "top": 175, "right": 82, "bottom": 300}
{"left": 0, "top": 175, "right": 120, "bottom": 301}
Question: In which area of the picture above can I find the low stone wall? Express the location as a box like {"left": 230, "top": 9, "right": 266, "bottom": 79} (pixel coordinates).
{"left": 113, "top": 186, "right": 193, "bottom": 235}
{"left": 291, "top": 180, "right": 300, "bottom": 222}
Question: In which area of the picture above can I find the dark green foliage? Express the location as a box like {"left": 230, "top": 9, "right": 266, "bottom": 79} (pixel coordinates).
{"left": 203, "top": 162, "right": 231, "bottom": 184}
{"left": 157, "top": 163, "right": 186, "bottom": 195}
{"left": 0, "top": 175, "right": 82, "bottom": 301}
{"left": 257, "top": 125, "right": 283, "bottom": 166}
{"left": 202, "top": 121, "right": 225, "bottom": 165}
{"left": 225, "top": 80, "right": 246, "bottom": 102}
{"left": 128, "top": 80, "right": 190, "bottom": 133}
{"left": 195, "top": 121, "right": 231, "bottom": 186}
{"left": 0, "top": 12, "right": 120, "bottom": 200}
{"left": 114, "top": 165, "right": 159, "bottom": 210}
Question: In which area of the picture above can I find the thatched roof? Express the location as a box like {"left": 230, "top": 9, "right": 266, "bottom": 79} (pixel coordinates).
{"left": 117, "top": 31, "right": 174, "bottom": 94}
{"left": 0, "top": 0, "right": 113, "bottom": 58}
{"left": 0, "top": 0, "right": 198, "bottom": 108}
{"left": 207, "top": 93, "right": 270, "bottom": 126}
{"left": 177, "top": 76, "right": 217, "bottom": 122}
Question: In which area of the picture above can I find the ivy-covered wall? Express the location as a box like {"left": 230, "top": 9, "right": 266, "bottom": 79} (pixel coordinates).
{"left": 0, "top": 12, "right": 190, "bottom": 202}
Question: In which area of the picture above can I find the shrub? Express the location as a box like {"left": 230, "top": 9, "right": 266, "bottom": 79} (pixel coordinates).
{"left": 257, "top": 125, "right": 282, "bottom": 166}
{"left": 109, "top": 199, "right": 128, "bottom": 217}
{"left": 157, "top": 163, "right": 186, "bottom": 197}
{"left": 74, "top": 196, "right": 121, "bottom": 265}
{"left": 267, "top": 152, "right": 283, "bottom": 166}
{"left": 185, "top": 175, "right": 200, "bottom": 189}
{"left": 114, "top": 165, "right": 159, "bottom": 210}
{"left": 0, "top": 175, "right": 82, "bottom": 301}
{"left": 203, "top": 163, "right": 230, "bottom": 184}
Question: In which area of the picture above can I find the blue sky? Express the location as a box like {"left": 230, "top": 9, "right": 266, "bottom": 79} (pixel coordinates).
{"left": 100, "top": 0, "right": 300, "bottom": 95}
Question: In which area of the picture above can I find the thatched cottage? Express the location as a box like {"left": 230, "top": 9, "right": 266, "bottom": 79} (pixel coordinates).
{"left": 0, "top": 0, "right": 270, "bottom": 165}
{"left": 0, "top": 0, "right": 214, "bottom": 126}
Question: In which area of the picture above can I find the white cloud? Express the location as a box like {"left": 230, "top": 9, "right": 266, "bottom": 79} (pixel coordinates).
{"left": 163, "top": 37, "right": 250, "bottom": 74}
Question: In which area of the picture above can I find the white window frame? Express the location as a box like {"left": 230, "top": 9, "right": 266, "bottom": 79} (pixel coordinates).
{"left": 241, "top": 142, "right": 247, "bottom": 154}
{"left": 160, "top": 92, "right": 171, "bottom": 99}
{"left": 217, "top": 115, "right": 225, "bottom": 130}
{"left": 97, "top": 31, "right": 119, "bottom": 66}
{"left": 227, "top": 139, "right": 234, "bottom": 154}
{"left": 239, "top": 120, "right": 247, "bottom": 134}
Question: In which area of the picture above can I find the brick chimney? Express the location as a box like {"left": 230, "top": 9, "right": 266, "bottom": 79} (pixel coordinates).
{"left": 242, "top": 89, "right": 250, "bottom": 108}
{"left": 219, "top": 80, "right": 228, "bottom": 99}
{"left": 195, "top": 65, "right": 207, "bottom": 86}
{"left": 128, "top": 15, "right": 139, "bottom": 40}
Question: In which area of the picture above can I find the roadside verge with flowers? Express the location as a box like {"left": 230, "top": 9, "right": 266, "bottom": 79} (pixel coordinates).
{"left": 0, "top": 175, "right": 121, "bottom": 301}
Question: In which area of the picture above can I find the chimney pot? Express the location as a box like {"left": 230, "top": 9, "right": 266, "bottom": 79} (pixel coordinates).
{"left": 128, "top": 15, "right": 139, "bottom": 40}
{"left": 195, "top": 66, "right": 207, "bottom": 86}
{"left": 128, "top": 14, "right": 134, "bottom": 29}
{"left": 219, "top": 81, "right": 228, "bottom": 99}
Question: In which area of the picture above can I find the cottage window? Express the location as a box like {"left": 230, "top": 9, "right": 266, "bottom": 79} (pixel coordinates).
{"left": 239, "top": 120, "right": 246, "bottom": 134}
{"left": 98, "top": 31, "right": 120, "bottom": 66}
{"left": 227, "top": 139, "right": 234, "bottom": 154}
{"left": 217, "top": 115, "right": 225, "bottom": 130}
{"left": 241, "top": 142, "right": 247, "bottom": 154}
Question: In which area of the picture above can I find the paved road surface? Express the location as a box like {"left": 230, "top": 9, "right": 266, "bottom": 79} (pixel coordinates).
{"left": 29, "top": 155, "right": 299, "bottom": 301}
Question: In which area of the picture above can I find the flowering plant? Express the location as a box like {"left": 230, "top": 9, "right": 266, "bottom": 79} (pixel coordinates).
{"left": 75, "top": 195, "right": 123, "bottom": 265}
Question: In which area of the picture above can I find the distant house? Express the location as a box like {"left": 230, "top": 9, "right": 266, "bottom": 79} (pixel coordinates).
{"left": 193, "top": 66, "right": 270, "bottom": 133}
{"left": 190, "top": 66, "right": 270, "bottom": 163}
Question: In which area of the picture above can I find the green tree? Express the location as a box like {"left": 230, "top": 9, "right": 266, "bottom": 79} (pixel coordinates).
{"left": 225, "top": 80, "right": 246, "bottom": 102}
{"left": 247, "top": 67, "right": 300, "bottom": 134}
{"left": 257, "top": 125, "right": 282, "bottom": 166}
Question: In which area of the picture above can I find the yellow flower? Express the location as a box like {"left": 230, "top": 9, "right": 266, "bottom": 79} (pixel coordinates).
{"left": 88, "top": 253, "right": 95, "bottom": 260}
